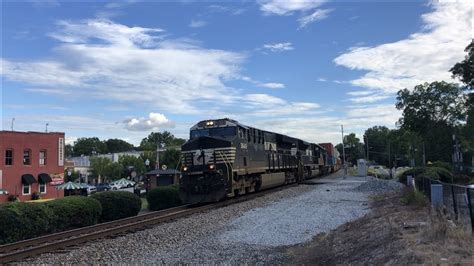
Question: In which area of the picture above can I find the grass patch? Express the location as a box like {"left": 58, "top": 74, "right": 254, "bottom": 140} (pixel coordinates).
{"left": 141, "top": 197, "right": 148, "bottom": 211}
{"left": 400, "top": 188, "right": 427, "bottom": 207}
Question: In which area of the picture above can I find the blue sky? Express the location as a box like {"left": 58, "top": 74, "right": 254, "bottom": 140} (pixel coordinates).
{"left": 1, "top": 0, "right": 471, "bottom": 145}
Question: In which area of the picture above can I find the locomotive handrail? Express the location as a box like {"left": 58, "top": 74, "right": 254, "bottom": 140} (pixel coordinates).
{"left": 217, "top": 151, "right": 232, "bottom": 183}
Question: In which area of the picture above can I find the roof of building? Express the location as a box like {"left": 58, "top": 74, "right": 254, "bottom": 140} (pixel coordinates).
{"left": 145, "top": 169, "right": 181, "bottom": 175}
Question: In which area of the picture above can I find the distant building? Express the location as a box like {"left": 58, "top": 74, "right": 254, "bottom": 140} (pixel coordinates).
{"left": 145, "top": 169, "right": 180, "bottom": 190}
{"left": 68, "top": 151, "right": 143, "bottom": 183}
{"left": 0, "top": 131, "right": 65, "bottom": 202}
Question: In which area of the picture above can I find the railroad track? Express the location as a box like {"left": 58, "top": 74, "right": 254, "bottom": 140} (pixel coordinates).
{"left": 0, "top": 184, "right": 297, "bottom": 264}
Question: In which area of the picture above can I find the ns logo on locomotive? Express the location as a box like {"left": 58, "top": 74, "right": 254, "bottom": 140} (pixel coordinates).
{"left": 178, "top": 118, "right": 339, "bottom": 204}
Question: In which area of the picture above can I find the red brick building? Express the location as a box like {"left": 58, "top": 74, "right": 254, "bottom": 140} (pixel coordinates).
{"left": 0, "top": 131, "right": 65, "bottom": 202}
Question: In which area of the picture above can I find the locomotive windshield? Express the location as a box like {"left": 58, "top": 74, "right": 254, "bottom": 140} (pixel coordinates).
{"left": 190, "top": 127, "right": 236, "bottom": 139}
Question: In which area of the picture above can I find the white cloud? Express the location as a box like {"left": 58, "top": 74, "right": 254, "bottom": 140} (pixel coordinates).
{"left": 260, "top": 82, "right": 285, "bottom": 89}
{"left": 262, "top": 42, "right": 294, "bottom": 52}
{"left": 298, "top": 9, "right": 332, "bottom": 28}
{"left": 49, "top": 19, "right": 164, "bottom": 47}
{"left": 334, "top": 1, "right": 471, "bottom": 95}
{"left": 1, "top": 19, "right": 245, "bottom": 114}
{"left": 259, "top": 0, "right": 325, "bottom": 15}
{"left": 349, "top": 94, "right": 391, "bottom": 104}
{"left": 189, "top": 20, "right": 207, "bottom": 28}
{"left": 124, "top": 112, "right": 174, "bottom": 131}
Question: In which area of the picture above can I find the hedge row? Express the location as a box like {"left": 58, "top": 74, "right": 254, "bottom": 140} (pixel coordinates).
{"left": 399, "top": 166, "right": 454, "bottom": 184}
{"left": 0, "top": 196, "right": 101, "bottom": 244}
{"left": 147, "top": 185, "right": 182, "bottom": 211}
{"left": 91, "top": 191, "right": 141, "bottom": 222}
{"left": 0, "top": 191, "right": 142, "bottom": 244}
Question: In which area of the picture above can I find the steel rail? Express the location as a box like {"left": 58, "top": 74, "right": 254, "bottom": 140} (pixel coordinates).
{"left": 0, "top": 184, "right": 297, "bottom": 264}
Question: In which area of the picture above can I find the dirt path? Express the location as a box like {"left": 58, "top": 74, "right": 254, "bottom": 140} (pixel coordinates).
{"left": 286, "top": 190, "right": 474, "bottom": 265}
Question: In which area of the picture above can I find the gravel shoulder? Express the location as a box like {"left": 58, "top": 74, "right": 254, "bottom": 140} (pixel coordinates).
{"left": 287, "top": 189, "right": 474, "bottom": 265}
{"left": 21, "top": 172, "right": 404, "bottom": 265}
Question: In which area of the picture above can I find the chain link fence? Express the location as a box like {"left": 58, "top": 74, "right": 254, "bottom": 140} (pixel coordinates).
{"left": 411, "top": 176, "right": 473, "bottom": 233}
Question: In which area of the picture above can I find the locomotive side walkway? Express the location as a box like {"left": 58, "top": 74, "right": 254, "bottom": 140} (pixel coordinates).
{"left": 21, "top": 172, "right": 402, "bottom": 264}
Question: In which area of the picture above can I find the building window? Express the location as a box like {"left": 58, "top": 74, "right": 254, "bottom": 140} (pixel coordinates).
{"left": 39, "top": 183, "right": 46, "bottom": 194}
{"left": 39, "top": 150, "right": 47, "bottom": 165}
{"left": 5, "top": 149, "right": 13, "bottom": 165}
{"left": 22, "top": 184, "right": 31, "bottom": 195}
{"left": 23, "top": 149, "right": 31, "bottom": 165}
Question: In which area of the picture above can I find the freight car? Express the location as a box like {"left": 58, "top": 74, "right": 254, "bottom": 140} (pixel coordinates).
{"left": 178, "top": 118, "right": 333, "bottom": 204}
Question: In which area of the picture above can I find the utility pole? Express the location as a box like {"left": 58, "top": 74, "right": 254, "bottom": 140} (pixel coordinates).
{"left": 156, "top": 141, "right": 161, "bottom": 170}
{"left": 341, "top": 125, "right": 347, "bottom": 177}
{"left": 45, "top": 123, "right": 49, "bottom": 133}
{"left": 388, "top": 140, "right": 392, "bottom": 178}
{"left": 452, "top": 134, "right": 463, "bottom": 172}
{"left": 365, "top": 135, "right": 369, "bottom": 161}
{"left": 422, "top": 142, "right": 426, "bottom": 167}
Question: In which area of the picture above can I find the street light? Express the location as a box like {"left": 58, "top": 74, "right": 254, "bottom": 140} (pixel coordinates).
{"left": 145, "top": 159, "right": 150, "bottom": 170}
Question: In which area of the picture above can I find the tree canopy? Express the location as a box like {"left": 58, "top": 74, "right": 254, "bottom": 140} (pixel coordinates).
{"left": 139, "top": 131, "right": 186, "bottom": 151}
{"left": 396, "top": 81, "right": 467, "bottom": 132}
{"left": 450, "top": 40, "right": 474, "bottom": 88}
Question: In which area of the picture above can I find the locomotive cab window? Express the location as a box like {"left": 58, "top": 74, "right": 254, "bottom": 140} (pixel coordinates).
{"left": 190, "top": 127, "right": 236, "bottom": 138}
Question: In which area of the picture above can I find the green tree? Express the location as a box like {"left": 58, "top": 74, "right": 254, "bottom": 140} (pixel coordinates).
{"left": 396, "top": 81, "right": 467, "bottom": 132}
{"left": 90, "top": 157, "right": 112, "bottom": 181}
{"left": 105, "top": 139, "right": 134, "bottom": 153}
{"left": 364, "top": 126, "right": 391, "bottom": 166}
{"left": 118, "top": 155, "right": 146, "bottom": 176}
{"left": 64, "top": 169, "right": 80, "bottom": 182}
{"left": 396, "top": 81, "right": 468, "bottom": 163}
{"left": 139, "top": 131, "right": 186, "bottom": 151}
{"left": 335, "top": 133, "right": 364, "bottom": 164}
{"left": 160, "top": 149, "right": 182, "bottom": 170}
{"left": 73, "top": 137, "right": 107, "bottom": 156}
{"left": 450, "top": 40, "right": 474, "bottom": 88}
{"left": 104, "top": 162, "right": 124, "bottom": 181}
{"left": 65, "top": 144, "right": 74, "bottom": 158}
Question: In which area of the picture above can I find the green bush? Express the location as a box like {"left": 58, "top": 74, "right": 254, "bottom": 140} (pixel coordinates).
{"left": 418, "top": 167, "right": 453, "bottom": 183}
{"left": 400, "top": 188, "right": 427, "bottom": 207}
{"left": 91, "top": 191, "right": 141, "bottom": 222}
{"left": 0, "top": 202, "right": 54, "bottom": 244}
{"left": 147, "top": 186, "right": 182, "bottom": 211}
{"left": 0, "top": 196, "right": 102, "bottom": 244}
{"left": 46, "top": 196, "right": 102, "bottom": 231}
{"left": 428, "top": 161, "right": 453, "bottom": 171}
{"left": 399, "top": 166, "right": 454, "bottom": 184}
{"left": 399, "top": 167, "right": 425, "bottom": 184}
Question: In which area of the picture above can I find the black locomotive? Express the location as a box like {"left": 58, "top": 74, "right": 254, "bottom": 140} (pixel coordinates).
{"left": 178, "top": 118, "right": 331, "bottom": 204}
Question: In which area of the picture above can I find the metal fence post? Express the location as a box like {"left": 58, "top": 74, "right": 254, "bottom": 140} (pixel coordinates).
{"left": 451, "top": 185, "right": 458, "bottom": 220}
{"left": 466, "top": 188, "right": 474, "bottom": 233}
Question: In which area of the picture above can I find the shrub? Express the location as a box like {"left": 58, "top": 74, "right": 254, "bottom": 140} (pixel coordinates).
{"left": 31, "top": 191, "right": 41, "bottom": 200}
{"left": 7, "top": 195, "right": 19, "bottom": 202}
{"left": 399, "top": 167, "right": 425, "bottom": 184}
{"left": 418, "top": 167, "right": 453, "bottom": 183}
{"left": 91, "top": 191, "right": 141, "bottom": 222}
{"left": 147, "top": 186, "right": 182, "bottom": 211}
{"left": 0, "top": 196, "right": 102, "bottom": 244}
{"left": 428, "top": 161, "right": 453, "bottom": 171}
{"left": 0, "top": 202, "right": 54, "bottom": 244}
{"left": 400, "top": 188, "right": 427, "bottom": 207}
{"left": 46, "top": 196, "right": 102, "bottom": 231}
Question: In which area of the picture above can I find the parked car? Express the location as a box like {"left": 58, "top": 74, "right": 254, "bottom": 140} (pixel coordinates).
{"left": 96, "top": 183, "right": 111, "bottom": 192}
{"left": 86, "top": 185, "right": 97, "bottom": 194}
{"left": 110, "top": 183, "right": 123, "bottom": 190}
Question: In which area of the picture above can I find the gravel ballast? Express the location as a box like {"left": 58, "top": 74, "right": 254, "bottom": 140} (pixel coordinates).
{"left": 22, "top": 174, "right": 402, "bottom": 265}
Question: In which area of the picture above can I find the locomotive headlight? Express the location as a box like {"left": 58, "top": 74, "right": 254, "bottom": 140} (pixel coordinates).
{"left": 209, "top": 164, "right": 215, "bottom": 170}
{"left": 182, "top": 166, "right": 188, "bottom": 171}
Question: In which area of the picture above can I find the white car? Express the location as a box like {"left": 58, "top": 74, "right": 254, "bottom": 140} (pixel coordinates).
{"left": 86, "top": 185, "right": 97, "bottom": 194}
{"left": 110, "top": 183, "right": 123, "bottom": 190}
